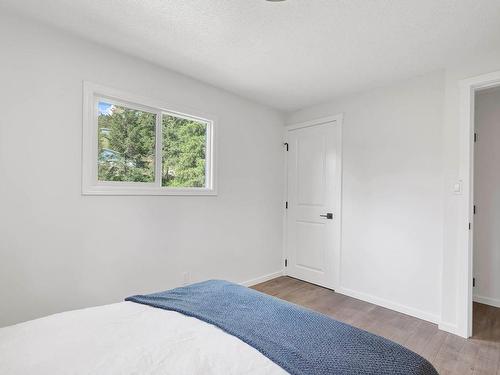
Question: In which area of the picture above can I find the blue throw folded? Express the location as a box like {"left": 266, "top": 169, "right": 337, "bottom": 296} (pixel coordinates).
{"left": 126, "top": 280, "right": 438, "bottom": 375}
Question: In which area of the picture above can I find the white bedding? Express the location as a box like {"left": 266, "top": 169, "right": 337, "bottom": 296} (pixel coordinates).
{"left": 0, "top": 301, "right": 288, "bottom": 375}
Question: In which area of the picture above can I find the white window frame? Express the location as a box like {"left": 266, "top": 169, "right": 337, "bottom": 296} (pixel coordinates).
{"left": 82, "top": 82, "right": 217, "bottom": 195}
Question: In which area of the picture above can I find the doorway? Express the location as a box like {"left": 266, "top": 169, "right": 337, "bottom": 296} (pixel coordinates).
{"left": 283, "top": 116, "right": 342, "bottom": 290}
{"left": 459, "top": 71, "right": 500, "bottom": 338}
{"left": 472, "top": 87, "right": 500, "bottom": 316}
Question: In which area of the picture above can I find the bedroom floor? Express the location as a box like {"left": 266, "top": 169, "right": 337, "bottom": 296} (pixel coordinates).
{"left": 252, "top": 277, "right": 500, "bottom": 375}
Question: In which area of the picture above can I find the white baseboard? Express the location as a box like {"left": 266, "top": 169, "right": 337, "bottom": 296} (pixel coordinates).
{"left": 474, "top": 294, "right": 500, "bottom": 308}
{"left": 337, "top": 286, "right": 440, "bottom": 324}
{"left": 241, "top": 270, "right": 283, "bottom": 287}
{"left": 242, "top": 276, "right": 466, "bottom": 337}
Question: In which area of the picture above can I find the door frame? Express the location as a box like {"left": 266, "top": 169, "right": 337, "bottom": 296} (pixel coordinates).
{"left": 457, "top": 71, "right": 500, "bottom": 338}
{"left": 283, "top": 114, "right": 343, "bottom": 290}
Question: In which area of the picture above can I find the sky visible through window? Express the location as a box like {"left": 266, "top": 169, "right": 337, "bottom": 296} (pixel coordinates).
{"left": 98, "top": 101, "right": 113, "bottom": 116}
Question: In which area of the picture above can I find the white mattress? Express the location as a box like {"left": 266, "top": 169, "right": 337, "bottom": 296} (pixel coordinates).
{"left": 0, "top": 301, "right": 288, "bottom": 375}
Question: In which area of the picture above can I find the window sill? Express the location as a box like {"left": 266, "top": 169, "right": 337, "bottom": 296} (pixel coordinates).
{"left": 82, "top": 185, "right": 217, "bottom": 196}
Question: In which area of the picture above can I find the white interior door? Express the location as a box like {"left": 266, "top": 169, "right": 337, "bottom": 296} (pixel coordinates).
{"left": 285, "top": 120, "right": 341, "bottom": 289}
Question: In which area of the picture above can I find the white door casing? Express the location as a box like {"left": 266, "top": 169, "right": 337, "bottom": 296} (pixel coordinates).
{"left": 454, "top": 71, "right": 500, "bottom": 338}
{"left": 284, "top": 116, "right": 342, "bottom": 290}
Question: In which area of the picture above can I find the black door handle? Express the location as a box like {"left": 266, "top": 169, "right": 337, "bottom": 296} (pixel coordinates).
{"left": 320, "top": 213, "right": 333, "bottom": 219}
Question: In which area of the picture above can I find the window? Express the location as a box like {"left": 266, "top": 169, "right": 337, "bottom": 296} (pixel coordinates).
{"left": 97, "top": 101, "right": 156, "bottom": 183}
{"left": 82, "top": 82, "right": 216, "bottom": 195}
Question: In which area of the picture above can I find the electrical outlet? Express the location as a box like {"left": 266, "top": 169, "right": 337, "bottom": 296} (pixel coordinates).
{"left": 182, "top": 272, "right": 191, "bottom": 286}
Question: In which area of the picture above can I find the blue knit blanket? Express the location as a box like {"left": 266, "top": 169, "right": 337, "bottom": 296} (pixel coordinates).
{"left": 126, "top": 280, "right": 438, "bottom": 375}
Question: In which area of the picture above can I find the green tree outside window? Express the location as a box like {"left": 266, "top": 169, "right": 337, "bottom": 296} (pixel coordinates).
{"left": 97, "top": 101, "right": 207, "bottom": 188}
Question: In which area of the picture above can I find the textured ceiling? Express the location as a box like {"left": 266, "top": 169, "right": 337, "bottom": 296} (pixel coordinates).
{"left": 2, "top": 0, "right": 500, "bottom": 111}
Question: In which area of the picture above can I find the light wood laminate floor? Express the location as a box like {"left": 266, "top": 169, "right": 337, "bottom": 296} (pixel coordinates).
{"left": 252, "top": 276, "right": 500, "bottom": 375}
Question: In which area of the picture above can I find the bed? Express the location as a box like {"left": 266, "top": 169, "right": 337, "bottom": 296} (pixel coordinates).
{"left": 0, "top": 280, "right": 438, "bottom": 375}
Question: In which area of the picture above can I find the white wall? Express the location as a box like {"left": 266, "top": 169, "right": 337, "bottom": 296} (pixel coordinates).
{"left": 287, "top": 71, "right": 445, "bottom": 323}
{"left": 0, "top": 11, "right": 285, "bottom": 327}
{"left": 473, "top": 88, "right": 500, "bottom": 308}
